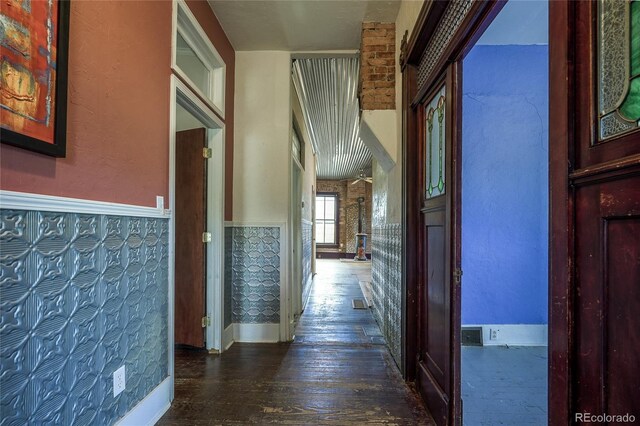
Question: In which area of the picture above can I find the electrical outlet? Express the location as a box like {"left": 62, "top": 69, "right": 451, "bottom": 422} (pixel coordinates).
{"left": 113, "top": 365, "right": 126, "bottom": 397}
{"left": 490, "top": 329, "right": 500, "bottom": 340}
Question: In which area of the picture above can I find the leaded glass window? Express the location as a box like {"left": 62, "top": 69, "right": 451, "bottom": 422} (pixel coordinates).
{"left": 425, "top": 85, "right": 446, "bottom": 199}
{"left": 598, "top": 0, "right": 640, "bottom": 140}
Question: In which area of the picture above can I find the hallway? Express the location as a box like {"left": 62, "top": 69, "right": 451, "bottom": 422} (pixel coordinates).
{"left": 158, "top": 260, "right": 433, "bottom": 425}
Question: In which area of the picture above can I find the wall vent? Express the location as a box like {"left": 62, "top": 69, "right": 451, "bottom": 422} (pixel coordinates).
{"left": 461, "top": 327, "right": 483, "bottom": 346}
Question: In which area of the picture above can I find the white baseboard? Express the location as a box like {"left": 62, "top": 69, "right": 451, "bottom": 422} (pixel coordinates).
{"left": 302, "top": 274, "right": 313, "bottom": 311}
{"left": 233, "top": 323, "right": 280, "bottom": 343}
{"left": 0, "top": 190, "right": 170, "bottom": 218}
{"left": 463, "top": 324, "right": 548, "bottom": 346}
{"left": 223, "top": 324, "right": 234, "bottom": 350}
{"left": 115, "top": 377, "right": 171, "bottom": 426}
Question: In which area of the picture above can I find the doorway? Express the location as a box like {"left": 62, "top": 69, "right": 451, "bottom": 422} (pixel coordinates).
{"left": 403, "top": 1, "right": 640, "bottom": 424}
{"left": 460, "top": 1, "right": 549, "bottom": 424}
{"left": 290, "top": 155, "right": 303, "bottom": 329}
{"left": 169, "top": 75, "right": 225, "bottom": 396}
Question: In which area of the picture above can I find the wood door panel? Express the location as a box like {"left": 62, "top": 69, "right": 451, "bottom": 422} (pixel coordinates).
{"left": 418, "top": 215, "right": 449, "bottom": 424}
{"left": 605, "top": 217, "right": 640, "bottom": 416}
{"left": 175, "top": 128, "right": 207, "bottom": 348}
{"left": 574, "top": 175, "right": 640, "bottom": 417}
{"left": 425, "top": 221, "right": 446, "bottom": 384}
{"left": 417, "top": 361, "right": 449, "bottom": 426}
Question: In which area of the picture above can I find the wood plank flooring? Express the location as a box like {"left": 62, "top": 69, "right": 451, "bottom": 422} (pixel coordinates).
{"left": 158, "top": 259, "right": 433, "bottom": 425}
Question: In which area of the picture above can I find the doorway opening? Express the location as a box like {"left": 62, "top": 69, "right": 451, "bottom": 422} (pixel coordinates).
{"left": 169, "top": 76, "right": 225, "bottom": 397}
{"left": 460, "top": 1, "right": 549, "bottom": 424}
{"left": 290, "top": 55, "right": 378, "bottom": 346}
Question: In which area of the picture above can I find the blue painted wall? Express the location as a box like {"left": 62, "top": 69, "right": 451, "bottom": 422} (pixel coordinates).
{"left": 461, "top": 45, "right": 548, "bottom": 325}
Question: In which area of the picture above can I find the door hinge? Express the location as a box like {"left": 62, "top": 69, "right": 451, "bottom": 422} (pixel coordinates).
{"left": 203, "top": 147, "right": 212, "bottom": 158}
{"left": 201, "top": 316, "right": 210, "bottom": 327}
{"left": 454, "top": 268, "right": 463, "bottom": 284}
{"left": 202, "top": 232, "right": 212, "bottom": 243}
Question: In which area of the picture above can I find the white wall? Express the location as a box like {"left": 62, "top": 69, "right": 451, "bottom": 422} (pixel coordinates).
{"left": 233, "top": 51, "right": 292, "bottom": 222}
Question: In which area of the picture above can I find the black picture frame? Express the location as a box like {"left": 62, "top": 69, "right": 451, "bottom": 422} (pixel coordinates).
{"left": 0, "top": 0, "right": 70, "bottom": 157}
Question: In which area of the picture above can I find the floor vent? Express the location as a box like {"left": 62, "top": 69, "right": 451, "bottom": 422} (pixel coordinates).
{"left": 462, "top": 327, "right": 483, "bottom": 346}
{"left": 352, "top": 299, "right": 367, "bottom": 309}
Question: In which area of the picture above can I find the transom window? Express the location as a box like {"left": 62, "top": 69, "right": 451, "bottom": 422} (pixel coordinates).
{"left": 173, "top": 0, "right": 225, "bottom": 117}
{"left": 316, "top": 193, "right": 338, "bottom": 245}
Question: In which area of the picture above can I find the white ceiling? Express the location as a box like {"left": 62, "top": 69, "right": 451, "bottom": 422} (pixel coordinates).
{"left": 208, "top": 0, "right": 402, "bottom": 51}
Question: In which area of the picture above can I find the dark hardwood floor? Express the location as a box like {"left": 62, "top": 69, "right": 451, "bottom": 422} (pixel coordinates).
{"left": 158, "top": 259, "right": 433, "bottom": 425}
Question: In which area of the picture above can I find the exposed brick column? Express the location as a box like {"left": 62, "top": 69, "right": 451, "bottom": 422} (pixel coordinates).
{"left": 359, "top": 22, "right": 396, "bottom": 110}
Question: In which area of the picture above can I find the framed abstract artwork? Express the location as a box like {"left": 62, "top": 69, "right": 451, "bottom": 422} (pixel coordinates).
{"left": 0, "top": 0, "right": 70, "bottom": 157}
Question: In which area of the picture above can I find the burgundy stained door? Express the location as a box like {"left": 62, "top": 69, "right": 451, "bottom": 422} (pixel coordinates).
{"left": 175, "top": 128, "right": 207, "bottom": 348}
{"left": 550, "top": 1, "right": 640, "bottom": 423}
{"left": 415, "top": 68, "right": 460, "bottom": 426}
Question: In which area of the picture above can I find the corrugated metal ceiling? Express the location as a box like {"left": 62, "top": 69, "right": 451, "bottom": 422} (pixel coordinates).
{"left": 292, "top": 57, "right": 372, "bottom": 180}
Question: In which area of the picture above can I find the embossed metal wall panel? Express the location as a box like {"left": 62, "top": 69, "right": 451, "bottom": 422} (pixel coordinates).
{"left": 230, "top": 227, "right": 280, "bottom": 324}
{"left": 371, "top": 223, "right": 402, "bottom": 366}
{"left": 302, "top": 221, "right": 313, "bottom": 306}
{"left": 224, "top": 227, "right": 233, "bottom": 329}
{"left": 0, "top": 210, "right": 169, "bottom": 426}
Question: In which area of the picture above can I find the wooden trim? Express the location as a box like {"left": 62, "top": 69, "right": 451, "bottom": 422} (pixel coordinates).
{"left": 411, "top": 1, "right": 504, "bottom": 107}
{"left": 403, "top": 64, "right": 419, "bottom": 382}
{"left": 404, "top": 1, "right": 448, "bottom": 68}
{"left": 570, "top": 154, "right": 640, "bottom": 185}
{"left": 548, "top": 1, "right": 574, "bottom": 424}
{"left": 450, "top": 60, "right": 463, "bottom": 426}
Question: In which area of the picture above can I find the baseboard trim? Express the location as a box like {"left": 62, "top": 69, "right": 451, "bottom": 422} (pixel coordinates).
{"left": 316, "top": 252, "right": 372, "bottom": 260}
{"left": 463, "top": 324, "right": 548, "bottom": 346}
{"left": 233, "top": 323, "right": 280, "bottom": 343}
{"left": 223, "top": 324, "right": 234, "bottom": 350}
{"left": 115, "top": 377, "right": 171, "bottom": 426}
{"left": 301, "top": 274, "right": 313, "bottom": 311}
{"left": 0, "top": 190, "right": 170, "bottom": 218}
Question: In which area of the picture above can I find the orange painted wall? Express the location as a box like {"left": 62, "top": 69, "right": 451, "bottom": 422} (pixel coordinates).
{"left": 0, "top": 0, "right": 235, "bottom": 219}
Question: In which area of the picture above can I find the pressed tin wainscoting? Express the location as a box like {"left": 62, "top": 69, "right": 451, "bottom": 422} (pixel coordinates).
{"left": 228, "top": 226, "right": 281, "bottom": 324}
{"left": 0, "top": 209, "right": 169, "bottom": 426}
{"left": 302, "top": 220, "right": 313, "bottom": 306}
{"left": 371, "top": 223, "right": 402, "bottom": 367}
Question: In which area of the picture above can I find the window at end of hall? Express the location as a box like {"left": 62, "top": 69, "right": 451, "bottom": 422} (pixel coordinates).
{"left": 316, "top": 194, "right": 337, "bottom": 245}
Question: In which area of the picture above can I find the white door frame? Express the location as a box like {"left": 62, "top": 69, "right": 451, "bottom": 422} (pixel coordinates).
{"left": 168, "top": 75, "right": 225, "bottom": 399}
{"left": 289, "top": 157, "right": 303, "bottom": 328}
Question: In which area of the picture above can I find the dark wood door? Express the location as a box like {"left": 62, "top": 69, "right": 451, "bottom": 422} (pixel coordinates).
{"left": 415, "top": 70, "right": 460, "bottom": 426}
{"left": 550, "top": 1, "right": 640, "bottom": 422}
{"left": 175, "top": 128, "right": 207, "bottom": 348}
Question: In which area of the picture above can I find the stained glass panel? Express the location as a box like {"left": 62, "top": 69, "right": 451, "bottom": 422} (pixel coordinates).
{"left": 425, "top": 85, "right": 446, "bottom": 199}
{"left": 598, "top": 0, "right": 640, "bottom": 140}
